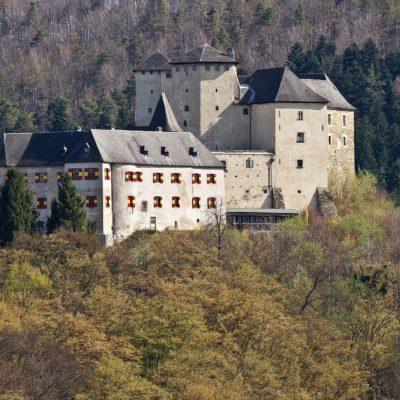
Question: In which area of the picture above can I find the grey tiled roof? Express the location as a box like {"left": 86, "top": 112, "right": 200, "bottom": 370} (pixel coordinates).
{"left": 227, "top": 208, "right": 299, "bottom": 215}
{"left": 241, "top": 67, "right": 329, "bottom": 105}
{"left": 0, "top": 130, "right": 224, "bottom": 169}
{"left": 134, "top": 51, "right": 171, "bottom": 71}
{"left": 170, "top": 44, "right": 237, "bottom": 64}
{"left": 91, "top": 130, "right": 224, "bottom": 168}
{"left": 298, "top": 73, "right": 356, "bottom": 110}
{"left": 148, "top": 93, "right": 182, "bottom": 132}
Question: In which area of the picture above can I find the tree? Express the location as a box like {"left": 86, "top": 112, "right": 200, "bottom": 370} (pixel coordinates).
{"left": 0, "top": 168, "right": 37, "bottom": 244}
{"left": 47, "top": 174, "right": 86, "bottom": 233}
{"left": 46, "top": 97, "right": 74, "bottom": 132}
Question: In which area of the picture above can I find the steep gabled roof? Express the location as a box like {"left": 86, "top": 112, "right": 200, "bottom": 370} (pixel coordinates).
{"left": 134, "top": 51, "right": 171, "bottom": 71}
{"left": 241, "top": 67, "right": 329, "bottom": 105}
{"left": 148, "top": 93, "right": 182, "bottom": 132}
{"left": 91, "top": 130, "right": 223, "bottom": 168}
{"left": 0, "top": 130, "right": 224, "bottom": 169}
{"left": 298, "top": 73, "right": 356, "bottom": 110}
{"left": 170, "top": 43, "right": 237, "bottom": 64}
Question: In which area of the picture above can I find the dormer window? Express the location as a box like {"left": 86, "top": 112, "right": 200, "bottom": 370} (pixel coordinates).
{"left": 189, "top": 147, "right": 197, "bottom": 157}
{"left": 161, "top": 146, "right": 169, "bottom": 156}
{"left": 140, "top": 145, "right": 148, "bottom": 155}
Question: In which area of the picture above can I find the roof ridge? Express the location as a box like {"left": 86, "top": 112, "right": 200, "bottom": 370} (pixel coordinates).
{"left": 200, "top": 43, "right": 207, "bottom": 62}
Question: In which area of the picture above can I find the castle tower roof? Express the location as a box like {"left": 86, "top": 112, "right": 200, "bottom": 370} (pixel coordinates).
{"left": 170, "top": 43, "right": 237, "bottom": 64}
{"left": 241, "top": 67, "right": 328, "bottom": 105}
{"left": 298, "top": 73, "right": 356, "bottom": 110}
{"left": 148, "top": 93, "right": 182, "bottom": 132}
{"left": 134, "top": 51, "right": 171, "bottom": 71}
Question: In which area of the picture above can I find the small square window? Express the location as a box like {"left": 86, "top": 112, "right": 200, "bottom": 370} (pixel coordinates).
{"left": 183, "top": 120, "right": 187, "bottom": 127}
{"left": 86, "top": 196, "right": 98, "bottom": 208}
{"left": 172, "top": 196, "right": 181, "bottom": 208}
{"left": 297, "top": 132, "right": 305, "bottom": 143}
{"left": 171, "top": 173, "right": 181, "bottom": 183}
{"left": 150, "top": 71, "right": 153, "bottom": 75}
{"left": 205, "top": 65, "right": 210, "bottom": 71}
{"left": 207, "top": 174, "right": 216, "bottom": 184}
{"left": 297, "top": 190, "right": 302, "bottom": 194}
{"left": 246, "top": 159, "right": 254, "bottom": 168}
{"left": 84, "top": 168, "right": 100, "bottom": 180}
{"left": 185, "top": 88, "right": 189, "bottom": 92}
{"left": 215, "top": 65, "right": 220, "bottom": 71}
{"left": 184, "top": 105, "right": 189, "bottom": 112}
{"left": 297, "top": 160, "right": 304, "bottom": 169}
{"left": 192, "top": 173, "right": 201, "bottom": 184}
{"left": 56, "top": 172, "right": 64, "bottom": 183}
{"left": 141, "top": 71, "right": 145, "bottom": 75}
{"left": 68, "top": 169, "right": 82, "bottom": 181}
{"left": 192, "top": 197, "right": 201, "bottom": 209}
{"left": 127, "top": 195, "right": 136, "bottom": 208}
{"left": 243, "top": 108, "right": 249, "bottom": 115}
{"left": 34, "top": 172, "right": 48, "bottom": 183}
{"left": 36, "top": 197, "right": 47, "bottom": 209}
{"left": 215, "top": 88, "right": 218, "bottom": 93}
{"left": 297, "top": 111, "right": 304, "bottom": 120}
{"left": 153, "top": 172, "right": 164, "bottom": 183}
{"left": 166, "top": 72, "right": 172, "bottom": 79}
{"left": 207, "top": 197, "right": 217, "bottom": 209}
{"left": 151, "top": 89, "right": 153, "bottom": 94}
{"left": 153, "top": 196, "right": 163, "bottom": 208}
{"left": 215, "top": 106, "right": 219, "bottom": 111}
{"left": 148, "top": 108, "right": 152, "bottom": 113}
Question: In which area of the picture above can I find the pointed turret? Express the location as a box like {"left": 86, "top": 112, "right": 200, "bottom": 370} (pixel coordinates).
{"left": 149, "top": 93, "right": 182, "bottom": 132}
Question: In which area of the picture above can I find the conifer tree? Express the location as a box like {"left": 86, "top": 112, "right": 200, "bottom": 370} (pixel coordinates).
{"left": 47, "top": 174, "right": 86, "bottom": 233}
{"left": 0, "top": 168, "right": 37, "bottom": 244}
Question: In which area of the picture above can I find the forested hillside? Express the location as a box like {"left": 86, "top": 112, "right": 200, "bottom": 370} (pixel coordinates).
{"left": 0, "top": 174, "right": 399, "bottom": 399}
{"left": 2, "top": 0, "right": 400, "bottom": 191}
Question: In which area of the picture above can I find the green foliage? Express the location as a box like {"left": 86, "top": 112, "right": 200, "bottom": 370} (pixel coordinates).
{"left": 47, "top": 174, "right": 86, "bottom": 233}
{"left": 0, "top": 168, "right": 37, "bottom": 244}
{"left": 46, "top": 97, "right": 75, "bottom": 132}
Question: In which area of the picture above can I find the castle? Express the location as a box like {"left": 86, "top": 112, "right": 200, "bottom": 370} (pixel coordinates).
{"left": 135, "top": 44, "right": 355, "bottom": 215}
{"left": 0, "top": 44, "right": 355, "bottom": 240}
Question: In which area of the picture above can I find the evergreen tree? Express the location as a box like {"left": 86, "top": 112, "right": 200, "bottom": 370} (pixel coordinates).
{"left": 286, "top": 42, "right": 305, "bottom": 73}
{"left": 47, "top": 174, "right": 86, "bottom": 233}
{"left": 46, "top": 97, "right": 74, "bottom": 132}
{"left": 0, "top": 168, "right": 37, "bottom": 244}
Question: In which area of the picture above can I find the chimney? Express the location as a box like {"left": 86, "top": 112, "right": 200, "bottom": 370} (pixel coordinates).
{"left": 110, "top": 125, "right": 115, "bottom": 130}
{"left": 157, "top": 126, "right": 162, "bottom": 132}
{"left": 76, "top": 126, "right": 82, "bottom": 132}
{"left": 227, "top": 47, "right": 235, "bottom": 60}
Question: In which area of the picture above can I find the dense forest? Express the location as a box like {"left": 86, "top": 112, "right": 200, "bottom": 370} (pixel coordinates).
{"left": 0, "top": 173, "right": 399, "bottom": 399}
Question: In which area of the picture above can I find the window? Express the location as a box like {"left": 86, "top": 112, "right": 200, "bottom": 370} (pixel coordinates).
{"left": 215, "top": 106, "right": 219, "bottom": 111}
{"left": 141, "top": 71, "right": 145, "bottom": 75}
{"left": 172, "top": 196, "right": 180, "bottom": 208}
{"left": 185, "top": 88, "right": 189, "bottom": 92}
{"left": 148, "top": 108, "right": 152, "bottom": 113}
{"left": 125, "top": 171, "right": 134, "bottom": 182}
{"left": 171, "top": 173, "right": 181, "bottom": 183}
{"left": 166, "top": 72, "right": 172, "bottom": 79}
{"left": 184, "top": 105, "right": 189, "bottom": 112}
{"left": 135, "top": 172, "right": 143, "bottom": 182}
{"left": 246, "top": 159, "right": 254, "bottom": 168}
{"left": 127, "top": 195, "right": 136, "bottom": 208}
{"left": 297, "top": 111, "right": 304, "bottom": 120}
{"left": 192, "top": 197, "right": 201, "bottom": 209}
{"left": 183, "top": 120, "right": 187, "bottom": 127}
{"left": 141, "top": 201, "right": 148, "bottom": 211}
{"left": 153, "top": 172, "right": 164, "bottom": 183}
{"left": 207, "top": 197, "right": 217, "bottom": 209}
{"left": 215, "top": 88, "right": 218, "bottom": 92}
{"left": 328, "top": 113, "right": 332, "bottom": 126}
{"left": 68, "top": 169, "right": 83, "bottom": 180}
{"left": 297, "top": 132, "right": 305, "bottom": 143}
{"left": 343, "top": 136, "right": 347, "bottom": 146}
{"left": 328, "top": 135, "right": 332, "bottom": 145}
{"left": 153, "top": 196, "right": 162, "bottom": 208}
{"left": 215, "top": 65, "right": 220, "bottom": 71}
{"left": 105, "top": 195, "right": 111, "bottom": 208}
{"left": 243, "top": 108, "right": 249, "bottom": 115}
{"left": 36, "top": 197, "right": 47, "bottom": 209}
{"left": 150, "top": 71, "right": 153, "bottom": 75}
{"left": 86, "top": 196, "right": 98, "bottom": 208}
{"left": 207, "top": 173, "right": 216, "bottom": 184}
{"left": 104, "top": 168, "right": 111, "bottom": 180}
{"left": 56, "top": 172, "right": 64, "bottom": 183}
{"left": 297, "top": 160, "right": 304, "bottom": 169}
{"left": 192, "top": 173, "right": 201, "bottom": 184}
{"left": 205, "top": 65, "right": 210, "bottom": 71}
{"left": 192, "top": 65, "right": 197, "bottom": 71}
{"left": 224, "top": 65, "right": 229, "bottom": 71}
{"left": 84, "top": 168, "right": 99, "bottom": 180}
{"left": 176, "top": 67, "right": 180, "bottom": 72}
{"left": 34, "top": 172, "right": 48, "bottom": 183}
{"left": 343, "top": 114, "right": 347, "bottom": 126}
